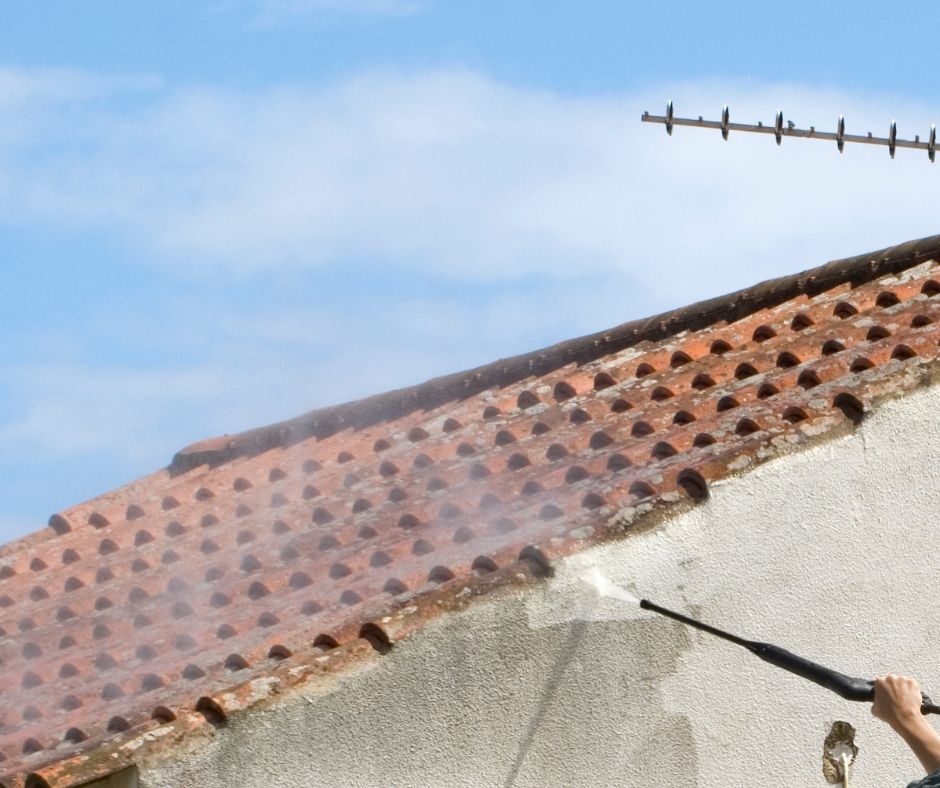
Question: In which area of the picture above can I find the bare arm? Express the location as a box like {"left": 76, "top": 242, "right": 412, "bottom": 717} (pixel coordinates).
{"left": 872, "top": 675, "right": 940, "bottom": 775}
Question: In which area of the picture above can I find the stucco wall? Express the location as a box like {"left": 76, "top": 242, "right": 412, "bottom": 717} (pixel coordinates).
{"left": 141, "top": 381, "right": 940, "bottom": 787}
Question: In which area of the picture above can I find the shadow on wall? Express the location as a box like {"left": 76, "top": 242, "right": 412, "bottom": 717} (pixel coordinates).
{"left": 143, "top": 594, "right": 698, "bottom": 787}
{"left": 64, "top": 765, "right": 139, "bottom": 788}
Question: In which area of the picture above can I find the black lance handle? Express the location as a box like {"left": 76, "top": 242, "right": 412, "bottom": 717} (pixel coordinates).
{"left": 639, "top": 598, "right": 940, "bottom": 715}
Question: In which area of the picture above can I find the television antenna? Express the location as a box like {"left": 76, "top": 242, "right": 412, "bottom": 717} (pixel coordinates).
{"left": 642, "top": 102, "right": 936, "bottom": 162}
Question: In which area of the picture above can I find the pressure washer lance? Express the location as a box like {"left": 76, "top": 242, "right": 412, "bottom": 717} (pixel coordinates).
{"left": 639, "top": 598, "right": 940, "bottom": 715}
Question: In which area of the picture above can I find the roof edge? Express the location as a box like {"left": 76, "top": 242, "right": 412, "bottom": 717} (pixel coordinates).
{"left": 170, "top": 232, "right": 940, "bottom": 474}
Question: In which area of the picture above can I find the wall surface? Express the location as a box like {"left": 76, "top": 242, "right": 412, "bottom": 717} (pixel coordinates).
{"left": 140, "top": 381, "right": 940, "bottom": 788}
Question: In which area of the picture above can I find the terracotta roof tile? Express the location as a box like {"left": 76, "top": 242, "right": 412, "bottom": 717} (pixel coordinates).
{"left": 2, "top": 235, "right": 940, "bottom": 786}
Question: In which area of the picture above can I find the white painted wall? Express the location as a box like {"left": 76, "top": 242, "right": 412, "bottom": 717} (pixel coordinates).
{"left": 141, "top": 381, "right": 940, "bottom": 788}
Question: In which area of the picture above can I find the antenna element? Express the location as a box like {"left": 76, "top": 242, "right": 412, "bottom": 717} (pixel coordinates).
{"left": 641, "top": 103, "right": 936, "bottom": 162}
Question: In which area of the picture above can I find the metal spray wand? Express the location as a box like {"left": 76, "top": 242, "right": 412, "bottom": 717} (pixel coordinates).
{"left": 639, "top": 598, "right": 940, "bottom": 715}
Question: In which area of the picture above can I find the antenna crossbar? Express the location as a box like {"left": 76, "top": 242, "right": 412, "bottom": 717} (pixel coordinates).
{"left": 642, "top": 103, "right": 936, "bottom": 162}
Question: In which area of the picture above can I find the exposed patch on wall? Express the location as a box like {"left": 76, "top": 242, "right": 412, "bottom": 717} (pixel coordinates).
{"left": 823, "top": 721, "right": 857, "bottom": 784}
{"left": 141, "top": 592, "right": 698, "bottom": 787}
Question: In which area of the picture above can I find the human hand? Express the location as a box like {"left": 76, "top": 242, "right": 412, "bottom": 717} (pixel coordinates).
{"left": 872, "top": 675, "right": 940, "bottom": 775}
{"left": 872, "top": 675, "right": 924, "bottom": 732}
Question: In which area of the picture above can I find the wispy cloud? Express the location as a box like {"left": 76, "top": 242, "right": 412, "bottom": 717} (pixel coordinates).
{"left": 243, "top": 0, "right": 424, "bottom": 26}
{"left": 0, "top": 256, "right": 648, "bottom": 491}
{"left": 0, "top": 363, "right": 225, "bottom": 462}
{"left": 263, "top": 0, "right": 422, "bottom": 14}
{"left": 0, "top": 516, "right": 36, "bottom": 542}
{"left": 0, "top": 67, "right": 159, "bottom": 109}
{"left": 2, "top": 67, "right": 937, "bottom": 301}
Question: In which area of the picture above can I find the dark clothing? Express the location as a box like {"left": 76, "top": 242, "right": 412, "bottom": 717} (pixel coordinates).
{"left": 909, "top": 767, "right": 940, "bottom": 788}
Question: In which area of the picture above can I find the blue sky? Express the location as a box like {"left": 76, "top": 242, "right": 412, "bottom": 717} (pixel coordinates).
{"left": 2, "top": 0, "right": 939, "bottom": 543}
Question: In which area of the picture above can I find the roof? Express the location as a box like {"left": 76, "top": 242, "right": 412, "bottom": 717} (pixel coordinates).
{"left": 2, "top": 234, "right": 940, "bottom": 787}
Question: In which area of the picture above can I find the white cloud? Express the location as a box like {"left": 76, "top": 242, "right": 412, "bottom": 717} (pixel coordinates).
{"left": 0, "top": 66, "right": 158, "bottom": 110}
{"left": 0, "top": 272, "right": 637, "bottom": 468}
{"left": 1, "top": 67, "right": 937, "bottom": 308}
{"left": 0, "top": 517, "right": 36, "bottom": 544}
{"left": 240, "top": 0, "right": 423, "bottom": 26}
{"left": 262, "top": 0, "right": 421, "bottom": 14}
{"left": 0, "top": 363, "right": 224, "bottom": 461}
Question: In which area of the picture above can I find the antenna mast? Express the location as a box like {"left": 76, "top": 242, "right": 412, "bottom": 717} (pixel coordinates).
{"left": 642, "top": 102, "right": 936, "bottom": 162}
